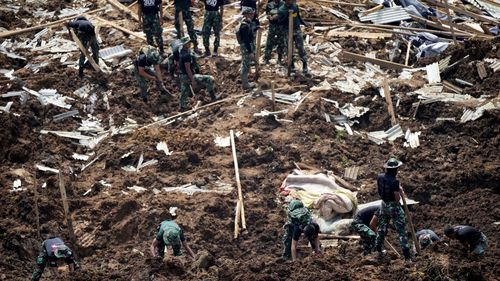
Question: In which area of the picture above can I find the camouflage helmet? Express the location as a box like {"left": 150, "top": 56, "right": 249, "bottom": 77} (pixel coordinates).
{"left": 419, "top": 234, "right": 433, "bottom": 248}
{"left": 163, "top": 228, "right": 181, "bottom": 246}
{"left": 54, "top": 244, "right": 72, "bottom": 258}
{"left": 383, "top": 157, "right": 403, "bottom": 169}
{"left": 241, "top": 7, "right": 255, "bottom": 15}
{"left": 140, "top": 45, "right": 160, "bottom": 64}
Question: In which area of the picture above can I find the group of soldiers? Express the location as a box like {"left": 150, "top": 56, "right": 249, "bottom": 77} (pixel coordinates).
{"left": 283, "top": 157, "right": 489, "bottom": 264}
{"left": 32, "top": 156, "right": 488, "bottom": 279}
{"left": 67, "top": 0, "right": 311, "bottom": 111}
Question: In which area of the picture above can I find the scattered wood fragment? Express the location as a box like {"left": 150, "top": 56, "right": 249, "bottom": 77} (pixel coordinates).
{"left": 231, "top": 129, "right": 246, "bottom": 239}
{"left": 384, "top": 239, "right": 401, "bottom": 258}
{"left": 383, "top": 76, "right": 397, "bottom": 126}
{"left": 0, "top": 7, "right": 107, "bottom": 38}
{"left": 93, "top": 16, "right": 146, "bottom": 41}
{"left": 477, "top": 62, "right": 487, "bottom": 80}
{"left": 59, "top": 173, "right": 77, "bottom": 248}
{"left": 360, "top": 4, "right": 383, "bottom": 16}
{"left": 255, "top": 29, "right": 262, "bottom": 79}
{"left": 106, "top": 0, "right": 139, "bottom": 21}
{"left": 326, "top": 30, "right": 391, "bottom": 39}
{"left": 313, "top": 0, "right": 371, "bottom": 7}
{"left": 287, "top": 10, "right": 294, "bottom": 77}
{"left": 405, "top": 40, "right": 412, "bottom": 66}
{"left": 340, "top": 51, "right": 410, "bottom": 71}
{"left": 33, "top": 173, "right": 41, "bottom": 239}
{"left": 402, "top": 190, "right": 421, "bottom": 255}
{"left": 423, "top": 0, "right": 500, "bottom": 26}
{"left": 271, "top": 81, "right": 276, "bottom": 111}
{"left": 443, "top": 0, "right": 457, "bottom": 44}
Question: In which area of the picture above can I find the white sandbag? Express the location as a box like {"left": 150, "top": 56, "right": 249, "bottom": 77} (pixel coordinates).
{"left": 284, "top": 174, "right": 343, "bottom": 194}
{"left": 315, "top": 217, "right": 353, "bottom": 234}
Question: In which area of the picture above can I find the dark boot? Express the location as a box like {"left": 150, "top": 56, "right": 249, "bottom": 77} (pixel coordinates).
{"left": 303, "top": 61, "right": 310, "bottom": 75}
{"left": 209, "top": 90, "right": 219, "bottom": 101}
{"left": 78, "top": 67, "right": 84, "bottom": 78}
{"left": 213, "top": 46, "right": 218, "bottom": 57}
{"left": 204, "top": 46, "right": 211, "bottom": 57}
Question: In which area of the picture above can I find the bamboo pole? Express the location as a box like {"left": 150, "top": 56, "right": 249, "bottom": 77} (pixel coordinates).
{"left": 69, "top": 30, "right": 102, "bottom": 73}
{"left": 230, "top": 130, "right": 246, "bottom": 230}
{"left": 313, "top": 0, "right": 371, "bottom": 7}
{"left": 360, "top": 4, "right": 383, "bottom": 16}
{"left": 287, "top": 10, "right": 293, "bottom": 76}
{"left": 0, "top": 7, "right": 107, "bottom": 38}
{"left": 234, "top": 200, "right": 241, "bottom": 239}
{"left": 383, "top": 76, "right": 397, "bottom": 126}
{"left": 106, "top": 0, "right": 140, "bottom": 21}
{"left": 59, "top": 173, "right": 77, "bottom": 247}
{"left": 33, "top": 173, "right": 41, "bottom": 239}
{"left": 401, "top": 188, "right": 421, "bottom": 255}
{"left": 384, "top": 239, "right": 401, "bottom": 258}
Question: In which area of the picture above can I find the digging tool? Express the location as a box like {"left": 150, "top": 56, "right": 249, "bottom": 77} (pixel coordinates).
{"left": 255, "top": 29, "right": 262, "bottom": 80}
{"left": 69, "top": 30, "right": 102, "bottom": 73}
{"left": 401, "top": 187, "right": 421, "bottom": 255}
{"left": 287, "top": 10, "right": 294, "bottom": 76}
{"left": 384, "top": 239, "right": 401, "bottom": 258}
{"left": 234, "top": 199, "right": 241, "bottom": 239}
{"left": 230, "top": 129, "right": 246, "bottom": 235}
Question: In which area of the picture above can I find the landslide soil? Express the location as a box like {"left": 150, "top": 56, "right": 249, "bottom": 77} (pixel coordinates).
{"left": 0, "top": 1, "right": 499, "bottom": 281}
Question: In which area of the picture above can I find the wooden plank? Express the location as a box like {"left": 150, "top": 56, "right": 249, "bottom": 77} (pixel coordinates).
{"left": 424, "top": 0, "right": 499, "bottom": 25}
{"left": 359, "top": 4, "right": 383, "bottom": 16}
{"left": 340, "top": 51, "right": 410, "bottom": 71}
{"left": 0, "top": 7, "right": 106, "bottom": 38}
{"left": 405, "top": 40, "right": 412, "bottom": 66}
{"left": 230, "top": 130, "right": 246, "bottom": 230}
{"left": 409, "top": 14, "right": 474, "bottom": 36}
{"left": 477, "top": 62, "right": 487, "bottom": 80}
{"left": 443, "top": 0, "right": 457, "bottom": 44}
{"left": 383, "top": 76, "right": 397, "bottom": 126}
{"left": 313, "top": 0, "right": 371, "bottom": 7}
{"left": 106, "top": 0, "right": 139, "bottom": 21}
{"left": 234, "top": 199, "right": 241, "bottom": 239}
{"left": 255, "top": 29, "right": 262, "bottom": 79}
{"left": 70, "top": 30, "right": 102, "bottom": 73}
{"left": 59, "top": 173, "right": 77, "bottom": 247}
{"left": 326, "top": 30, "right": 392, "bottom": 39}
{"left": 93, "top": 16, "right": 146, "bottom": 41}
{"left": 33, "top": 173, "right": 41, "bottom": 239}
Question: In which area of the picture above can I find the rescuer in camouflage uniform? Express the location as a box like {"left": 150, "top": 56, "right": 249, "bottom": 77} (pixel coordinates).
{"left": 178, "top": 37, "right": 218, "bottom": 111}
{"left": 134, "top": 45, "right": 171, "bottom": 102}
{"left": 202, "top": 0, "right": 224, "bottom": 57}
{"left": 350, "top": 205, "right": 380, "bottom": 255}
{"left": 264, "top": 0, "right": 285, "bottom": 64}
{"left": 174, "top": 0, "right": 200, "bottom": 53}
{"left": 151, "top": 219, "right": 196, "bottom": 259}
{"left": 278, "top": 0, "right": 310, "bottom": 74}
{"left": 237, "top": 7, "right": 256, "bottom": 90}
{"left": 67, "top": 16, "right": 99, "bottom": 78}
{"left": 374, "top": 157, "right": 412, "bottom": 264}
{"left": 32, "top": 237, "right": 78, "bottom": 281}
{"left": 167, "top": 38, "right": 184, "bottom": 78}
{"left": 138, "top": 0, "right": 165, "bottom": 55}
{"left": 282, "top": 199, "right": 321, "bottom": 261}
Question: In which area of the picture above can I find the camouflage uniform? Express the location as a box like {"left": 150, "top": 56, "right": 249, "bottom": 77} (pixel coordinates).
{"left": 174, "top": 0, "right": 198, "bottom": 48}
{"left": 143, "top": 13, "right": 164, "bottom": 55}
{"left": 282, "top": 200, "right": 311, "bottom": 260}
{"left": 167, "top": 39, "right": 183, "bottom": 76}
{"left": 264, "top": 0, "right": 285, "bottom": 62}
{"left": 374, "top": 202, "right": 411, "bottom": 256}
{"left": 32, "top": 237, "right": 77, "bottom": 281}
{"left": 278, "top": 3, "right": 308, "bottom": 71}
{"left": 237, "top": 15, "right": 255, "bottom": 89}
{"left": 202, "top": 11, "right": 222, "bottom": 51}
{"left": 134, "top": 46, "right": 166, "bottom": 100}
{"left": 134, "top": 67, "right": 164, "bottom": 98}
{"left": 351, "top": 219, "right": 376, "bottom": 255}
{"left": 156, "top": 220, "right": 185, "bottom": 257}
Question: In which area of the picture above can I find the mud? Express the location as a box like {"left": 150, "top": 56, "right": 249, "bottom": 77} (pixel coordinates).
{"left": 0, "top": 0, "right": 499, "bottom": 280}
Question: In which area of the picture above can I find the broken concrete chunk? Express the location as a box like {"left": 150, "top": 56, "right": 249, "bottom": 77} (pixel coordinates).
{"left": 404, "top": 129, "right": 421, "bottom": 148}
{"left": 339, "top": 103, "right": 369, "bottom": 119}
{"left": 214, "top": 131, "right": 242, "bottom": 147}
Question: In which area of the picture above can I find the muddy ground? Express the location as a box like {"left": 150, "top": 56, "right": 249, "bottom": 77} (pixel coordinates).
{"left": 0, "top": 0, "right": 499, "bottom": 280}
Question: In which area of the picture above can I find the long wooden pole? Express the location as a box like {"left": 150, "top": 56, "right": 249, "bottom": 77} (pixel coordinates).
{"left": 287, "top": 10, "right": 294, "bottom": 76}
{"left": 59, "top": 173, "right": 77, "bottom": 247}
{"left": 384, "top": 239, "right": 401, "bottom": 258}
{"left": 106, "top": 0, "right": 140, "bottom": 21}
{"left": 234, "top": 200, "right": 241, "bottom": 239}
{"left": 93, "top": 16, "right": 146, "bottom": 41}
{"left": 405, "top": 40, "right": 412, "bottom": 66}
{"left": 271, "top": 80, "right": 276, "bottom": 111}
{"left": 33, "top": 173, "right": 41, "bottom": 239}
{"left": 0, "top": 7, "right": 107, "bottom": 38}
{"left": 255, "top": 29, "right": 262, "bottom": 80}
{"left": 401, "top": 188, "right": 421, "bottom": 255}
{"left": 230, "top": 130, "right": 246, "bottom": 230}
{"left": 69, "top": 30, "right": 102, "bottom": 73}
{"left": 313, "top": 0, "right": 371, "bottom": 7}
{"left": 383, "top": 76, "right": 397, "bottom": 126}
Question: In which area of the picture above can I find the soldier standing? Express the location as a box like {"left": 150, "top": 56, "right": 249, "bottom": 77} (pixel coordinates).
{"left": 278, "top": 0, "right": 310, "bottom": 74}
{"left": 202, "top": 0, "right": 224, "bottom": 57}
{"left": 263, "top": 0, "right": 284, "bottom": 64}
{"left": 237, "top": 7, "right": 256, "bottom": 90}
{"left": 174, "top": 0, "right": 200, "bottom": 53}
{"left": 138, "top": 0, "right": 165, "bottom": 56}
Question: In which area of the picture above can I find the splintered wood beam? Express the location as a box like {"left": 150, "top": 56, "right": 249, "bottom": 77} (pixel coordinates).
{"left": 423, "top": 0, "right": 499, "bottom": 26}
{"left": 70, "top": 29, "right": 102, "bottom": 73}
{"left": 106, "top": 0, "right": 140, "bottom": 21}
{"left": 340, "top": 51, "right": 410, "bottom": 71}
{"left": 93, "top": 16, "right": 146, "bottom": 41}
{"left": 0, "top": 7, "right": 106, "bottom": 38}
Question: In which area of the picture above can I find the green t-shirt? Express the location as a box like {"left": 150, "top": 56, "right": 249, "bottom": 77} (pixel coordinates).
{"left": 156, "top": 220, "right": 186, "bottom": 245}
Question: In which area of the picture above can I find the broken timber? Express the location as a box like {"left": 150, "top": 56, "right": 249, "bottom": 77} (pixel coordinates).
{"left": 93, "top": 16, "right": 146, "bottom": 41}
{"left": 106, "top": 0, "right": 140, "bottom": 21}
{"left": 340, "top": 51, "right": 410, "bottom": 71}
{"left": 424, "top": 0, "right": 500, "bottom": 26}
{"left": 231, "top": 129, "right": 246, "bottom": 239}
{"left": 0, "top": 7, "right": 107, "bottom": 38}
{"left": 70, "top": 30, "right": 102, "bottom": 73}
{"left": 383, "top": 76, "right": 397, "bottom": 126}
{"left": 59, "top": 173, "right": 77, "bottom": 248}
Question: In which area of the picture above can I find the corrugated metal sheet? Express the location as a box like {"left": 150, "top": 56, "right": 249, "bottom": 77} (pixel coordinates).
{"left": 490, "top": 60, "right": 500, "bottom": 72}
{"left": 99, "top": 45, "right": 132, "bottom": 60}
{"left": 344, "top": 166, "right": 360, "bottom": 180}
{"left": 367, "top": 124, "right": 404, "bottom": 144}
{"left": 359, "top": 6, "right": 411, "bottom": 24}
{"left": 386, "top": 124, "right": 404, "bottom": 141}
{"left": 470, "top": 0, "right": 500, "bottom": 19}
{"left": 426, "top": 62, "right": 441, "bottom": 84}
{"left": 438, "top": 55, "right": 451, "bottom": 71}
